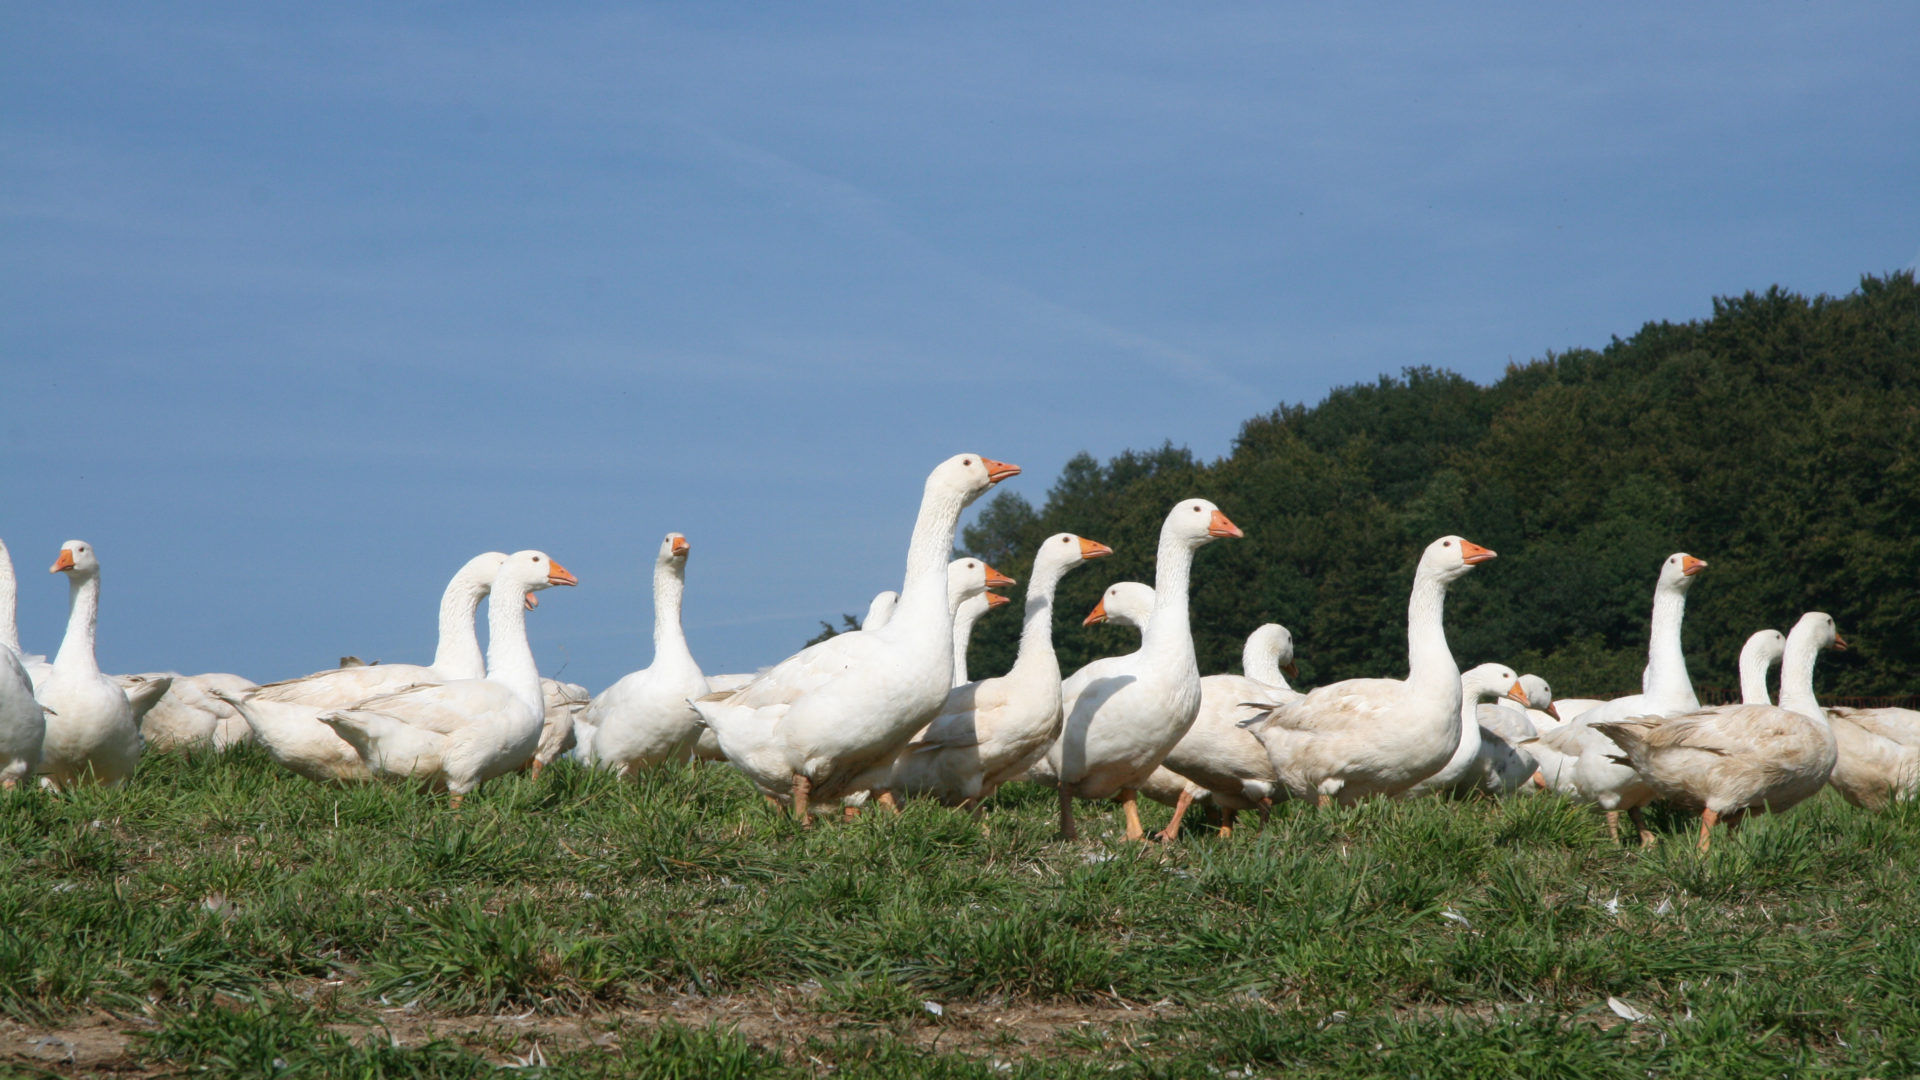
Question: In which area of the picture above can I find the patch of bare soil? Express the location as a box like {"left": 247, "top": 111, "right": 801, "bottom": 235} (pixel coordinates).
{"left": 0, "top": 988, "right": 1184, "bottom": 1076}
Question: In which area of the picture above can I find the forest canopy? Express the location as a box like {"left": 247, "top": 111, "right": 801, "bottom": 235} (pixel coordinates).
{"left": 953, "top": 272, "right": 1920, "bottom": 698}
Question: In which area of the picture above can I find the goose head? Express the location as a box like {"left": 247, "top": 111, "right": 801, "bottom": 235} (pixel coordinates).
{"left": 1084, "top": 581, "right": 1156, "bottom": 628}
{"left": 1165, "top": 498, "right": 1244, "bottom": 549}
{"left": 50, "top": 540, "right": 100, "bottom": 579}
{"left": 1741, "top": 628, "right": 1788, "bottom": 666}
{"left": 1461, "top": 662, "right": 1524, "bottom": 706}
{"left": 1518, "top": 673, "right": 1555, "bottom": 713}
{"left": 1420, "top": 536, "right": 1496, "bottom": 583}
{"left": 1787, "top": 611, "right": 1846, "bottom": 655}
{"left": 1033, "top": 532, "right": 1115, "bottom": 578}
{"left": 1244, "top": 623, "right": 1299, "bottom": 681}
{"left": 932, "top": 454, "right": 1022, "bottom": 507}
{"left": 1657, "top": 552, "right": 1709, "bottom": 592}
{"left": 449, "top": 551, "right": 517, "bottom": 607}
{"left": 948, "top": 557, "right": 1015, "bottom": 615}
{"left": 497, "top": 550, "right": 578, "bottom": 605}
{"left": 661, "top": 532, "right": 691, "bottom": 565}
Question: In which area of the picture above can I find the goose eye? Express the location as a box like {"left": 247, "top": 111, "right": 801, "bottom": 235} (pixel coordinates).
{"left": 962, "top": 458, "right": 972, "bottom": 466}
{"left": 1442, "top": 540, "right": 1452, "bottom": 547}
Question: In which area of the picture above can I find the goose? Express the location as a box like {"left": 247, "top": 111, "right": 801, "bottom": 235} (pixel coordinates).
{"left": 1534, "top": 553, "right": 1706, "bottom": 842}
{"left": 1594, "top": 612, "right": 1844, "bottom": 850}
{"left": 247, "top": 552, "right": 511, "bottom": 707}
{"left": 1737, "top": 629, "right": 1787, "bottom": 705}
{"left": 1243, "top": 537, "right": 1493, "bottom": 806}
{"left": 586, "top": 533, "right": 713, "bottom": 778}
{"left": 1817, "top": 633, "right": 1920, "bottom": 809}
{"left": 1518, "top": 674, "right": 1583, "bottom": 793}
{"left": 318, "top": 551, "right": 577, "bottom": 803}
{"left": 533, "top": 680, "right": 589, "bottom": 774}
{"left": 1405, "top": 663, "right": 1530, "bottom": 797}
{"left": 126, "top": 672, "right": 259, "bottom": 752}
{"left": 0, "top": 647, "right": 44, "bottom": 788}
{"left": 1155, "top": 617, "right": 1298, "bottom": 841}
{"left": 35, "top": 541, "right": 151, "bottom": 788}
{"left": 230, "top": 552, "right": 510, "bottom": 782}
{"left": 890, "top": 533, "right": 1111, "bottom": 810}
{"left": 0, "top": 538, "right": 52, "bottom": 689}
{"left": 1040, "top": 498, "right": 1244, "bottom": 841}
{"left": 951, "top": 584, "right": 1010, "bottom": 687}
{"left": 694, "top": 454, "right": 1018, "bottom": 818}
{"left": 1470, "top": 673, "right": 1542, "bottom": 796}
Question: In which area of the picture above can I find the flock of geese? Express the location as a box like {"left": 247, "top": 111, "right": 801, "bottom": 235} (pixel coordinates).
{"left": 1, "top": 452, "right": 1915, "bottom": 852}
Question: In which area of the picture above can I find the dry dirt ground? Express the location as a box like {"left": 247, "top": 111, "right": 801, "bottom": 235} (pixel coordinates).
{"left": 0, "top": 989, "right": 1183, "bottom": 1076}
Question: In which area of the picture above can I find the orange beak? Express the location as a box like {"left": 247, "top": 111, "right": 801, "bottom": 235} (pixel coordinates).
{"left": 1083, "top": 598, "right": 1110, "bottom": 626}
{"left": 1505, "top": 682, "right": 1529, "bottom": 706}
{"left": 981, "top": 458, "right": 1021, "bottom": 484}
{"left": 1681, "top": 555, "right": 1708, "bottom": 576}
{"left": 546, "top": 560, "right": 578, "bottom": 587}
{"left": 525, "top": 594, "right": 539, "bottom": 610}
{"left": 1078, "top": 538, "right": 1114, "bottom": 560}
{"left": 671, "top": 536, "right": 690, "bottom": 558}
{"left": 1833, "top": 632, "right": 1849, "bottom": 651}
{"left": 1547, "top": 702, "right": 1562, "bottom": 721}
{"left": 986, "top": 592, "right": 1011, "bottom": 609}
{"left": 1282, "top": 661, "right": 1300, "bottom": 681}
{"left": 1459, "top": 540, "right": 1497, "bottom": 565}
{"left": 50, "top": 549, "right": 75, "bottom": 573}
{"left": 1208, "top": 511, "right": 1244, "bottom": 539}
{"left": 983, "top": 564, "right": 1017, "bottom": 589}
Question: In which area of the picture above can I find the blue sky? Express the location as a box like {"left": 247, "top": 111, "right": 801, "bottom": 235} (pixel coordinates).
{"left": 4, "top": 4, "right": 1916, "bottom": 689}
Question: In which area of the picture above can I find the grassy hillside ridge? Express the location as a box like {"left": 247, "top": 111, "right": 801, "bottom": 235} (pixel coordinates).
{"left": 960, "top": 272, "right": 1920, "bottom": 697}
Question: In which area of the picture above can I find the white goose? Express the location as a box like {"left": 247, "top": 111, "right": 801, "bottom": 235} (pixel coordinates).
{"left": 1595, "top": 612, "right": 1844, "bottom": 850}
{"left": 890, "top": 533, "right": 1111, "bottom": 810}
{"left": 1245, "top": 536, "right": 1494, "bottom": 806}
{"left": 248, "top": 551, "right": 511, "bottom": 707}
{"left": 227, "top": 552, "right": 510, "bottom": 783}
{"left": 319, "top": 551, "right": 577, "bottom": 803}
{"left": 0, "top": 647, "right": 43, "bottom": 789}
{"left": 862, "top": 591, "right": 899, "bottom": 632}
{"left": 694, "top": 454, "right": 1018, "bottom": 818}
{"left": 1106, "top": 595, "right": 1298, "bottom": 841}
{"left": 1820, "top": 631, "right": 1920, "bottom": 808}
{"left": 1405, "top": 662, "right": 1529, "bottom": 797}
{"left": 1041, "top": 498, "right": 1243, "bottom": 841}
{"left": 586, "top": 533, "right": 712, "bottom": 777}
{"left": 127, "top": 673, "right": 259, "bottom": 753}
{"left": 1533, "top": 553, "right": 1706, "bottom": 844}
{"left": 36, "top": 541, "right": 160, "bottom": 788}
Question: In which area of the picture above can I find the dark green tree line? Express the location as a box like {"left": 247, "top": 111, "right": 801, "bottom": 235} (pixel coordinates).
{"left": 954, "top": 272, "right": 1920, "bottom": 697}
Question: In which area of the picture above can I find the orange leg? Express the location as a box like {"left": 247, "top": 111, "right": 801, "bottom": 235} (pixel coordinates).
{"left": 843, "top": 804, "right": 861, "bottom": 822}
{"left": 1605, "top": 810, "right": 1621, "bottom": 843}
{"left": 1697, "top": 807, "right": 1719, "bottom": 852}
{"left": 449, "top": 793, "right": 464, "bottom": 810}
{"left": 1530, "top": 770, "right": 1545, "bottom": 791}
{"left": 528, "top": 758, "right": 545, "bottom": 781}
{"left": 1058, "top": 787, "right": 1078, "bottom": 841}
{"left": 1155, "top": 788, "right": 1195, "bottom": 843}
{"left": 792, "top": 774, "right": 811, "bottom": 827}
{"left": 876, "top": 790, "right": 901, "bottom": 815}
{"left": 764, "top": 793, "right": 785, "bottom": 815}
{"left": 1316, "top": 793, "right": 1332, "bottom": 809}
{"left": 1257, "top": 798, "right": 1272, "bottom": 827}
{"left": 1219, "top": 807, "right": 1238, "bottom": 840}
{"left": 1628, "top": 806, "right": 1656, "bottom": 847}
{"left": 1119, "top": 789, "right": 1146, "bottom": 842}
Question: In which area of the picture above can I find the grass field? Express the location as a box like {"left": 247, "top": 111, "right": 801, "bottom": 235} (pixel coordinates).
{"left": 2, "top": 747, "right": 1917, "bottom": 1078}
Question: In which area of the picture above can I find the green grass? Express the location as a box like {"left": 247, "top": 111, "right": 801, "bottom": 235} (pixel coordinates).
{"left": 5, "top": 747, "right": 1920, "bottom": 1077}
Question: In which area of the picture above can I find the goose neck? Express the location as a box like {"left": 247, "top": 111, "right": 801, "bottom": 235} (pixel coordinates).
{"left": 1644, "top": 586, "right": 1696, "bottom": 707}
{"left": 1738, "top": 644, "right": 1777, "bottom": 706}
{"left": 1139, "top": 532, "right": 1196, "bottom": 657}
{"left": 1405, "top": 569, "right": 1458, "bottom": 687}
{"left": 652, "top": 560, "right": 694, "bottom": 666}
{"left": 55, "top": 572, "right": 101, "bottom": 675}
{"left": 951, "top": 598, "right": 989, "bottom": 686}
{"left": 0, "top": 543, "right": 17, "bottom": 654}
{"left": 1008, "top": 557, "right": 1069, "bottom": 680}
{"left": 430, "top": 573, "right": 490, "bottom": 680}
{"left": 894, "top": 481, "right": 970, "bottom": 626}
{"left": 1243, "top": 634, "right": 1286, "bottom": 687}
{"left": 1776, "top": 633, "right": 1828, "bottom": 725}
{"left": 484, "top": 584, "right": 543, "bottom": 716}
